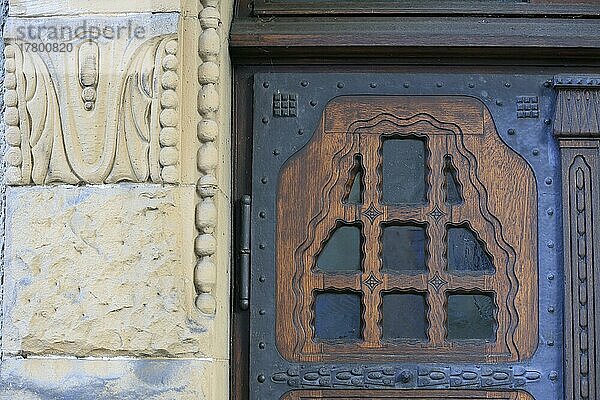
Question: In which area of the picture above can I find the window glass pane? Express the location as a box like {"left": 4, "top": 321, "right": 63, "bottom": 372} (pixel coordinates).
{"left": 444, "top": 155, "right": 463, "bottom": 205}
{"left": 382, "top": 224, "right": 427, "bottom": 273}
{"left": 382, "top": 138, "right": 427, "bottom": 204}
{"left": 344, "top": 154, "right": 364, "bottom": 205}
{"left": 447, "top": 226, "right": 494, "bottom": 274}
{"left": 447, "top": 293, "right": 497, "bottom": 340}
{"left": 382, "top": 292, "right": 428, "bottom": 340}
{"left": 314, "top": 292, "right": 362, "bottom": 341}
{"left": 316, "top": 224, "right": 362, "bottom": 273}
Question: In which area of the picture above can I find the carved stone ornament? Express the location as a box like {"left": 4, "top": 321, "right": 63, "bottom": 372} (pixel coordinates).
{"left": 3, "top": 14, "right": 180, "bottom": 185}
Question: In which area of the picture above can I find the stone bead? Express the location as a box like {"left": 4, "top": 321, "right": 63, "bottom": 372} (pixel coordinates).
{"left": 195, "top": 293, "right": 216, "bottom": 315}
{"left": 6, "top": 126, "right": 21, "bottom": 146}
{"left": 195, "top": 233, "right": 216, "bottom": 257}
{"left": 159, "top": 127, "right": 178, "bottom": 147}
{"left": 5, "top": 166, "right": 22, "bottom": 184}
{"left": 197, "top": 142, "right": 218, "bottom": 173}
{"left": 161, "top": 165, "right": 178, "bottom": 183}
{"left": 197, "top": 119, "right": 218, "bottom": 142}
{"left": 194, "top": 257, "right": 216, "bottom": 293}
{"left": 159, "top": 147, "right": 178, "bottom": 166}
{"left": 161, "top": 71, "right": 178, "bottom": 90}
{"left": 198, "top": 61, "right": 219, "bottom": 85}
{"left": 162, "top": 54, "right": 178, "bottom": 71}
{"left": 4, "top": 73, "right": 17, "bottom": 90}
{"left": 159, "top": 109, "right": 178, "bottom": 128}
{"left": 6, "top": 148, "right": 22, "bottom": 167}
{"left": 197, "top": 175, "right": 218, "bottom": 197}
{"left": 196, "top": 198, "right": 217, "bottom": 233}
{"left": 5, "top": 107, "right": 19, "bottom": 126}
{"left": 5, "top": 58, "right": 15, "bottom": 73}
{"left": 199, "top": 7, "right": 220, "bottom": 30}
{"left": 160, "top": 90, "right": 178, "bottom": 109}
{"left": 4, "top": 90, "right": 18, "bottom": 107}
{"left": 197, "top": 84, "right": 219, "bottom": 115}
{"left": 165, "top": 40, "right": 178, "bottom": 55}
{"left": 198, "top": 29, "right": 220, "bottom": 61}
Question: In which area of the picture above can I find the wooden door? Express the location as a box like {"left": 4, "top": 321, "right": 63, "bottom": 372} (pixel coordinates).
{"left": 249, "top": 73, "right": 563, "bottom": 399}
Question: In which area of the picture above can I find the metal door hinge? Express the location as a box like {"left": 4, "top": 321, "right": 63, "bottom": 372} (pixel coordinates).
{"left": 239, "top": 195, "right": 252, "bottom": 310}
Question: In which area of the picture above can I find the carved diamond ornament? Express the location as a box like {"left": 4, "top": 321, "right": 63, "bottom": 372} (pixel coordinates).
{"left": 428, "top": 205, "right": 446, "bottom": 223}
{"left": 364, "top": 272, "right": 383, "bottom": 293}
{"left": 428, "top": 273, "right": 448, "bottom": 292}
{"left": 363, "top": 203, "right": 383, "bottom": 223}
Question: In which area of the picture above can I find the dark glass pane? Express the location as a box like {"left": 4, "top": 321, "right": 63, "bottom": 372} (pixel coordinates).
{"left": 344, "top": 155, "right": 364, "bottom": 205}
{"left": 382, "top": 138, "right": 427, "bottom": 204}
{"left": 314, "top": 292, "right": 362, "bottom": 341}
{"left": 447, "top": 293, "right": 496, "bottom": 340}
{"left": 316, "top": 225, "right": 362, "bottom": 273}
{"left": 382, "top": 293, "right": 428, "bottom": 340}
{"left": 444, "top": 155, "right": 463, "bottom": 205}
{"left": 382, "top": 225, "right": 427, "bottom": 273}
{"left": 447, "top": 226, "right": 494, "bottom": 274}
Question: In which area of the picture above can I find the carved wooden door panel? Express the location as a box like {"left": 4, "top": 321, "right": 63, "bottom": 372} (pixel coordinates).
{"left": 250, "top": 73, "right": 564, "bottom": 400}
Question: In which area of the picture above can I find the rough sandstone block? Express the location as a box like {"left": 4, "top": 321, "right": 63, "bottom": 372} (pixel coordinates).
{"left": 3, "top": 184, "right": 208, "bottom": 357}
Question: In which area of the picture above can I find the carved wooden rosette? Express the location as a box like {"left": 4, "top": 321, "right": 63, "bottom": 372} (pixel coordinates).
{"left": 194, "top": 0, "right": 222, "bottom": 315}
{"left": 3, "top": 21, "right": 180, "bottom": 185}
{"left": 554, "top": 75, "right": 600, "bottom": 400}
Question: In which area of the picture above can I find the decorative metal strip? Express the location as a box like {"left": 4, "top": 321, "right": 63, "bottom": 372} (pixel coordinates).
{"left": 272, "top": 365, "right": 542, "bottom": 390}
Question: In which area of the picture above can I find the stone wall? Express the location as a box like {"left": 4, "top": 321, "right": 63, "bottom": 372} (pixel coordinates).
{"left": 1, "top": 0, "right": 232, "bottom": 398}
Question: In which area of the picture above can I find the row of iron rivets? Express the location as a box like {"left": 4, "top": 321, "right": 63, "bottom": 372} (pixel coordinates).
{"left": 194, "top": 0, "right": 222, "bottom": 315}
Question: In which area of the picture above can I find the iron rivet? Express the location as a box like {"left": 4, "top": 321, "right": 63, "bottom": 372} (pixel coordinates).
{"left": 548, "top": 273, "right": 555, "bottom": 281}
{"left": 496, "top": 99, "right": 503, "bottom": 106}
{"left": 508, "top": 129, "right": 516, "bottom": 135}
{"left": 403, "top": 83, "right": 409, "bottom": 88}
{"left": 545, "top": 177, "right": 553, "bottom": 185}
{"left": 548, "top": 339, "right": 555, "bottom": 346}
{"left": 298, "top": 129, "right": 304, "bottom": 135}
{"left": 259, "top": 342, "right": 266, "bottom": 349}
{"left": 505, "top": 82, "right": 511, "bottom": 88}
{"left": 337, "top": 82, "right": 344, "bottom": 89}
{"left": 547, "top": 208, "right": 554, "bottom": 216}
{"left": 548, "top": 306, "right": 555, "bottom": 313}
{"left": 310, "top": 100, "right": 317, "bottom": 107}
{"left": 549, "top": 371, "right": 558, "bottom": 381}
{"left": 259, "top": 244, "right": 266, "bottom": 250}
{"left": 544, "top": 81, "right": 552, "bottom": 88}
{"left": 262, "top": 117, "right": 269, "bottom": 124}
{"left": 261, "top": 177, "right": 268, "bottom": 184}
{"left": 263, "top": 82, "right": 269, "bottom": 88}
{"left": 370, "top": 82, "right": 378, "bottom": 88}
{"left": 436, "top": 82, "right": 443, "bottom": 88}
{"left": 257, "top": 374, "right": 266, "bottom": 383}
{"left": 273, "top": 149, "right": 280, "bottom": 156}
{"left": 544, "top": 118, "right": 552, "bottom": 125}
{"left": 259, "top": 309, "right": 266, "bottom": 315}
{"left": 468, "top": 83, "right": 475, "bottom": 88}
{"left": 532, "top": 148, "right": 540, "bottom": 156}
{"left": 547, "top": 241, "right": 555, "bottom": 248}
{"left": 259, "top": 212, "right": 266, "bottom": 219}
{"left": 259, "top": 275, "right": 266, "bottom": 282}
{"left": 300, "top": 80, "right": 308, "bottom": 87}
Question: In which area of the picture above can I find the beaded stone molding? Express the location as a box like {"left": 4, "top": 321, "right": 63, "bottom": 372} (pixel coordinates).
{"left": 194, "top": 0, "right": 222, "bottom": 315}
